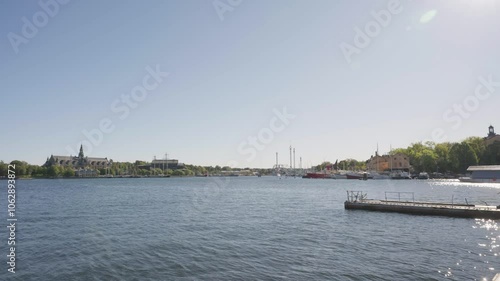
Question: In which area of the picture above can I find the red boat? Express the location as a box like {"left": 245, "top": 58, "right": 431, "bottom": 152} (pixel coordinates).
{"left": 302, "top": 172, "right": 335, "bottom": 179}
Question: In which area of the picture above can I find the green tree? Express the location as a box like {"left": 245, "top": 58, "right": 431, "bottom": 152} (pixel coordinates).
{"left": 481, "top": 142, "right": 500, "bottom": 165}
{"left": 434, "top": 142, "right": 453, "bottom": 173}
{"left": 10, "top": 160, "right": 28, "bottom": 177}
{"left": 449, "top": 141, "right": 478, "bottom": 174}
{"left": 183, "top": 169, "right": 195, "bottom": 176}
{"left": 464, "top": 137, "right": 486, "bottom": 162}
{"left": 9, "top": 160, "right": 21, "bottom": 175}
{"left": 26, "top": 164, "right": 38, "bottom": 177}
{"left": 419, "top": 149, "right": 438, "bottom": 173}
{"left": 47, "top": 166, "right": 62, "bottom": 178}
{"left": 32, "top": 166, "right": 48, "bottom": 177}
{"left": 0, "top": 161, "right": 7, "bottom": 177}
{"left": 401, "top": 142, "right": 437, "bottom": 172}
{"left": 138, "top": 169, "right": 151, "bottom": 176}
{"left": 172, "top": 169, "right": 185, "bottom": 176}
{"left": 151, "top": 168, "right": 163, "bottom": 175}
{"left": 63, "top": 167, "right": 75, "bottom": 177}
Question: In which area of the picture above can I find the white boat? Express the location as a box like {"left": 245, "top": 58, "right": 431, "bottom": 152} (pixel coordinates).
{"left": 334, "top": 171, "right": 347, "bottom": 179}
{"left": 390, "top": 170, "right": 411, "bottom": 180}
{"left": 459, "top": 165, "right": 500, "bottom": 183}
{"left": 417, "top": 172, "right": 429, "bottom": 180}
{"left": 369, "top": 171, "right": 390, "bottom": 180}
{"left": 335, "top": 174, "right": 347, "bottom": 179}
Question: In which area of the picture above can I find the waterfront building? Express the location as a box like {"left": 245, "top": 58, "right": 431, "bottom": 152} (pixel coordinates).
{"left": 485, "top": 125, "right": 500, "bottom": 146}
{"left": 367, "top": 152, "right": 411, "bottom": 172}
{"left": 137, "top": 158, "right": 184, "bottom": 171}
{"left": 459, "top": 165, "right": 500, "bottom": 183}
{"left": 43, "top": 145, "right": 112, "bottom": 170}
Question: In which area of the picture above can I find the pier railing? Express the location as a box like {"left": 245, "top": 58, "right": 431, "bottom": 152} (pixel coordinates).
{"left": 384, "top": 192, "right": 415, "bottom": 203}
{"left": 346, "top": 191, "right": 367, "bottom": 202}
{"left": 346, "top": 191, "right": 492, "bottom": 210}
{"left": 345, "top": 191, "right": 500, "bottom": 218}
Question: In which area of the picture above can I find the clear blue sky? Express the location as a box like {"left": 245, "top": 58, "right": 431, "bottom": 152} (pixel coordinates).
{"left": 1, "top": 0, "right": 499, "bottom": 168}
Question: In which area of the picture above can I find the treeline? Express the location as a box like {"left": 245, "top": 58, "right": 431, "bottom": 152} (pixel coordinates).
{"left": 0, "top": 160, "right": 74, "bottom": 178}
{"left": 5, "top": 136, "right": 498, "bottom": 178}
{"left": 392, "top": 137, "right": 500, "bottom": 174}
{"left": 313, "top": 159, "right": 366, "bottom": 172}
{"left": 104, "top": 162, "right": 215, "bottom": 177}
{"left": 99, "top": 162, "right": 263, "bottom": 177}
{"left": 311, "top": 137, "right": 500, "bottom": 175}
{"left": 0, "top": 160, "right": 269, "bottom": 178}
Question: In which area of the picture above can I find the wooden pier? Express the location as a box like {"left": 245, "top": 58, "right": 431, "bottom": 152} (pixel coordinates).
{"left": 344, "top": 191, "right": 500, "bottom": 219}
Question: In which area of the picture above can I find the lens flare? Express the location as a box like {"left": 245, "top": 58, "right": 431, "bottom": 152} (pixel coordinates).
{"left": 420, "top": 10, "right": 438, "bottom": 24}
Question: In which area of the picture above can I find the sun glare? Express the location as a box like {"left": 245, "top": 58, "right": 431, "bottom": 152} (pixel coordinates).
{"left": 420, "top": 10, "right": 437, "bottom": 24}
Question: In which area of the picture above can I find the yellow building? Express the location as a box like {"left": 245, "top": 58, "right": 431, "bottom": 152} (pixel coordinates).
{"left": 367, "top": 153, "right": 410, "bottom": 172}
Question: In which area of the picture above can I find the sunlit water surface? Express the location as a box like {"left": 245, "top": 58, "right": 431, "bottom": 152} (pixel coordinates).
{"left": 1, "top": 177, "right": 500, "bottom": 280}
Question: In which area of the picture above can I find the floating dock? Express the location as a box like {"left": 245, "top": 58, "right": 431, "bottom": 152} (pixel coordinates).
{"left": 344, "top": 191, "right": 500, "bottom": 219}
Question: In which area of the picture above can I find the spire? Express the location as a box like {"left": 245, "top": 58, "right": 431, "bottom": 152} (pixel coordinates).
{"left": 77, "top": 145, "right": 85, "bottom": 166}
{"left": 48, "top": 155, "right": 55, "bottom": 166}
{"left": 78, "top": 144, "right": 84, "bottom": 159}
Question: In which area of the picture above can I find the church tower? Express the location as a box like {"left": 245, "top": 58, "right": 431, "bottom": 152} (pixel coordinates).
{"left": 488, "top": 125, "right": 496, "bottom": 138}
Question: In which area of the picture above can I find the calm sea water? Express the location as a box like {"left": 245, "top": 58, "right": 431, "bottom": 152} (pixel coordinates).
{"left": 1, "top": 177, "right": 500, "bottom": 280}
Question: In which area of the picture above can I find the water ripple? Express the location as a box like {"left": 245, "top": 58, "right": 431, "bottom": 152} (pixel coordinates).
{"left": 2, "top": 178, "right": 500, "bottom": 280}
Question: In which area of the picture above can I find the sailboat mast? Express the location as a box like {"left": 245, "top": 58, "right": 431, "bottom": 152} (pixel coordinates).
{"left": 293, "top": 148, "right": 296, "bottom": 170}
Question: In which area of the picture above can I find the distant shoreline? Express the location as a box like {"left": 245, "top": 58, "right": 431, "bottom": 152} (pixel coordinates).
{"left": 0, "top": 175, "right": 261, "bottom": 180}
